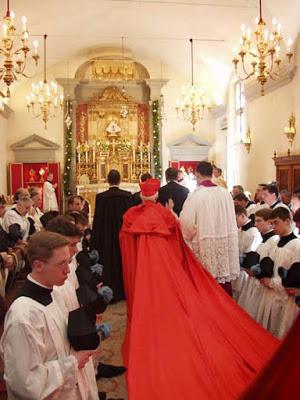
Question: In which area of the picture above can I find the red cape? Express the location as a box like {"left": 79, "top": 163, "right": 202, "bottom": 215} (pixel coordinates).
{"left": 240, "top": 313, "right": 300, "bottom": 399}
{"left": 120, "top": 202, "right": 279, "bottom": 400}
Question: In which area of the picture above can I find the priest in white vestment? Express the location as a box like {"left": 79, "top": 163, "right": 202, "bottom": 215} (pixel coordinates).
{"left": 43, "top": 172, "right": 59, "bottom": 212}
{"left": 0, "top": 231, "right": 98, "bottom": 399}
{"left": 180, "top": 162, "right": 240, "bottom": 290}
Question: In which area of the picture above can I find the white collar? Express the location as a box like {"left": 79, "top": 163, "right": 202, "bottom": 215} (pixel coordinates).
{"left": 28, "top": 274, "right": 53, "bottom": 290}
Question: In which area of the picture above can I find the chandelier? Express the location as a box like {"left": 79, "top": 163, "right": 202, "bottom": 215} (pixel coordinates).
{"left": 0, "top": 0, "right": 39, "bottom": 97}
{"left": 176, "top": 38, "right": 212, "bottom": 131}
{"left": 26, "top": 34, "right": 64, "bottom": 129}
{"left": 232, "top": 0, "right": 293, "bottom": 96}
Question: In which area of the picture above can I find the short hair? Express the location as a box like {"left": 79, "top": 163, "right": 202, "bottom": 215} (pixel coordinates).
{"left": 196, "top": 162, "right": 213, "bottom": 177}
{"left": 67, "top": 195, "right": 82, "bottom": 207}
{"left": 294, "top": 187, "right": 300, "bottom": 195}
{"left": 235, "top": 205, "right": 247, "bottom": 216}
{"left": 280, "top": 189, "right": 291, "bottom": 197}
{"left": 293, "top": 208, "right": 300, "bottom": 222}
{"left": 233, "top": 185, "right": 244, "bottom": 192}
{"left": 165, "top": 168, "right": 178, "bottom": 181}
{"left": 14, "top": 188, "right": 30, "bottom": 202}
{"left": 255, "top": 208, "right": 273, "bottom": 220}
{"left": 16, "top": 194, "right": 32, "bottom": 205}
{"left": 264, "top": 184, "right": 279, "bottom": 197}
{"left": 66, "top": 211, "right": 88, "bottom": 226}
{"left": 107, "top": 169, "right": 121, "bottom": 185}
{"left": 270, "top": 206, "right": 291, "bottom": 221}
{"left": 258, "top": 183, "right": 267, "bottom": 188}
{"left": 40, "top": 211, "right": 60, "bottom": 228}
{"left": 233, "top": 193, "right": 249, "bottom": 202}
{"left": 29, "top": 187, "right": 41, "bottom": 198}
{"left": 140, "top": 173, "right": 152, "bottom": 183}
{"left": 46, "top": 215, "right": 82, "bottom": 237}
{"left": 27, "top": 231, "right": 69, "bottom": 266}
{"left": 0, "top": 195, "right": 6, "bottom": 206}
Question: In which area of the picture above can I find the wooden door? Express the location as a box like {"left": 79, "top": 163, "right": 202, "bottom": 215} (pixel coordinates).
{"left": 277, "top": 165, "right": 291, "bottom": 191}
{"left": 292, "top": 164, "right": 300, "bottom": 192}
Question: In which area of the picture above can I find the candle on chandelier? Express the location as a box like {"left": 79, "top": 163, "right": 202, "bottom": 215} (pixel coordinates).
{"left": 33, "top": 40, "right": 38, "bottom": 55}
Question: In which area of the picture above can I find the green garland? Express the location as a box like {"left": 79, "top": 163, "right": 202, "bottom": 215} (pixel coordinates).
{"left": 63, "top": 97, "right": 73, "bottom": 197}
{"left": 152, "top": 100, "right": 162, "bottom": 179}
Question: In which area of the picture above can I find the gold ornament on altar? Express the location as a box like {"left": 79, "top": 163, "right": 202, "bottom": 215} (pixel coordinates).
{"left": 232, "top": 0, "right": 293, "bottom": 96}
{"left": 0, "top": 0, "right": 40, "bottom": 97}
{"left": 39, "top": 167, "right": 46, "bottom": 182}
{"left": 284, "top": 113, "right": 296, "bottom": 145}
{"left": 28, "top": 168, "right": 35, "bottom": 182}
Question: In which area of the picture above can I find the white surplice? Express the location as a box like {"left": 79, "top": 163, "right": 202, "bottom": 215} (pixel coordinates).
{"left": 1, "top": 295, "right": 81, "bottom": 400}
{"left": 257, "top": 237, "right": 300, "bottom": 337}
{"left": 180, "top": 185, "right": 240, "bottom": 283}
{"left": 2, "top": 208, "right": 30, "bottom": 240}
{"left": 43, "top": 180, "right": 59, "bottom": 212}
{"left": 52, "top": 256, "right": 99, "bottom": 400}
{"left": 233, "top": 223, "right": 262, "bottom": 303}
{"left": 240, "top": 233, "right": 278, "bottom": 320}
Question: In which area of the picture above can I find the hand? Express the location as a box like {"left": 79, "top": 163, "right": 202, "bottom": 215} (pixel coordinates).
{"left": 0, "top": 252, "right": 14, "bottom": 269}
{"left": 165, "top": 199, "right": 178, "bottom": 218}
{"left": 96, "top": 323, "right": 112, "bottom": 340}
{"left": 28, "top": 207, "right": 35, "bottom": 217}
{"left": 98, "top": 286, "right": 113, "bottom": 304}
{"left": 75, "top": 350, "right": 98, "bottom": 369}
{"left": 53, "top": 183, "right": 57, "bottom": 189}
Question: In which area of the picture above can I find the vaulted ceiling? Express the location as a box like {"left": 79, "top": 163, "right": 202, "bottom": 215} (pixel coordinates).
{"left": 5, "top": 0, "right": 300, "bottom": 97}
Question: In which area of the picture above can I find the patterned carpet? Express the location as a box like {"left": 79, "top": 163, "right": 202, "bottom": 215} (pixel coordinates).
{"left": 98, "top": 301, "right": 128, "bottom": 399}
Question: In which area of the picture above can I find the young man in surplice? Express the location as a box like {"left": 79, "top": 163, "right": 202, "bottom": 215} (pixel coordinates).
{"left": 91, "top": 169, "right": 134, "bottom": 301}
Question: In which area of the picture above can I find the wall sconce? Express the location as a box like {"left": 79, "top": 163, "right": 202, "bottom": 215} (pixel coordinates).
{"left": 284, "top": 113, "right": 296, "bottom": 145}
{"left": 242, "top": 127, "right": 252, "bottom": 153}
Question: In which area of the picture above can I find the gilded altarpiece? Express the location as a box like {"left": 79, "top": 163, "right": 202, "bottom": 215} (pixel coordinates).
{"left": 76, "top": 86, "right": 150, "bottom": 185}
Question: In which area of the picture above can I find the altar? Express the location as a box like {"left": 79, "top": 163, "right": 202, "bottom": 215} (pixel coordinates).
{"left": 76, "top": 182, "right": 139, "bottom": 218}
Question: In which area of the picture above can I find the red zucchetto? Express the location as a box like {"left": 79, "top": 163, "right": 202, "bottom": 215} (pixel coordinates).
{"left": 140, "top": 178, "right": 160, "bottom": 196}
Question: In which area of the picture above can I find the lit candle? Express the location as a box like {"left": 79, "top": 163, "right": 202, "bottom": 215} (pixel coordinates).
{"left": 21, "top": 16, "right": 27, "bottom": 31}
{"left": 140, "top": 141, "right": 143, "bottom": 165}
{"left": 132, "top": 141, "right": 135, "bottom": 164}
{"left": 33, "top": 40, "right": 38, "bottom": 55}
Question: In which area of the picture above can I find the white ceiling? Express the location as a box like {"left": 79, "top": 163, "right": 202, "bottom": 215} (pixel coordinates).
{"left": 6, "top": 0, "right": 300, "bottom": 96}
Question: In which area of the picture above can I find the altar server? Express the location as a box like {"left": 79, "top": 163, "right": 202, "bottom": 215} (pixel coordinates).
{"left": 0, "top": 231, "right": 97, "bottom": 399}
{"left": 258, "top": 207, "right": 300, "bottom": 337}
{"left": 239, "top": 208, "right": 278, "bottom": 319}
{"left": 233, "top": 205, "right": 262, "bottom": 303}
{"left": 43, "top": 172, "right": 59, "bottom": 212}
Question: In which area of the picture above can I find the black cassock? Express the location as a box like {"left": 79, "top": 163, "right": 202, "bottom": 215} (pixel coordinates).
{"left": 91, "top": 186, "right": 134, "bottom": 301}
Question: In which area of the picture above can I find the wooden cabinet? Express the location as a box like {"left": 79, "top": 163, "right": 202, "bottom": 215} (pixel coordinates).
{"left": 8, "top": 162, "right": 61, "bottom": 210}
{"left": 274, "top": 155, "right": 300, "bottom": 192}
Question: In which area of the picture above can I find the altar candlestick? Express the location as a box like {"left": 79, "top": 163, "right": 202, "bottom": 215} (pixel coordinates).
{"left": 140, "top": 141, "right": 143, "bottom": 165}
{"left": 132, "top": 143, "right": 135, "bottom": 164}
{"left": 85, "top": 147, "right": 88, "bottom": 163}
{"left": 147, "top": 142, "right": 151, "bottom": 167}
{"left": 92, "top": 145, "right": 96, "bottom": 164}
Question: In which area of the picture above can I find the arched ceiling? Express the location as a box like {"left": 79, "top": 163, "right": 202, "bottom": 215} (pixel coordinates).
{"left": 4, "top": 0, "right": 300, "bottom": 98}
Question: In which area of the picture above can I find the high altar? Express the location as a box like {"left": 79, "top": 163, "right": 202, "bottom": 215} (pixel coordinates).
{"left": 58, "top": 55, "right": 167, "bottom": 214}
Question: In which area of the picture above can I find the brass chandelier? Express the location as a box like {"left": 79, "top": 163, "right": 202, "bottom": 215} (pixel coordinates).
{"left": 232, "top": 0, "right": 293, "bottom": 96}
{"left": 26, "top": 34, "right": 64, "bottom": 129}
{"left": 176, "top": 38, "right": 212, "bottom": 131}
{"left": 0, "top": 0, "right": 39, "bottom": 97}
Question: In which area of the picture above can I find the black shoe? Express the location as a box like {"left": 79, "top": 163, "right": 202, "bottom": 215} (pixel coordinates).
{"left": 96, "top": 363, "right": 126, "bottom": 379}
{"left": 98, "top": 392, "right": 106, "bottom": 400}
